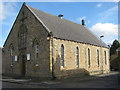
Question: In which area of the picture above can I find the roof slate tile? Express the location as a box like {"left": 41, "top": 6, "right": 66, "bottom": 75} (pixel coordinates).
{"left": 27, "top": 5, "right": 108, "bottom": 48}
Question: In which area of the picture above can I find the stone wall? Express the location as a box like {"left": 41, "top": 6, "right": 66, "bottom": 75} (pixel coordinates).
{"left": 50, "top": 38, "right": 110, "bottom": 79}
{"left": 2, "top": 5, "right": 51, "bottom": 78}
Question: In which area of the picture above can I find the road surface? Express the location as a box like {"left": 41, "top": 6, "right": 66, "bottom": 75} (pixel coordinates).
{"left": 2, "top": 73, "right": 120, "bottom": 88}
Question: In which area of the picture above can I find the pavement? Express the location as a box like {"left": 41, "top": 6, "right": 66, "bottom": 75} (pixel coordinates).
{"left": 1, "top": 71, "right": 120, "bottom": 88}
{"left": 1, "top": 71, "right": 119, "bottom": 85}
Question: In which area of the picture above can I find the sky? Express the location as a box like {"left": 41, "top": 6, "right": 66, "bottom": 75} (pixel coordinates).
{"left": 0, "top": 1, "right": 119, "bottom": 47}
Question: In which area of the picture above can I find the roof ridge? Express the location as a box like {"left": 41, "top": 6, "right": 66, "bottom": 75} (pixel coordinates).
{"left": 26, "top": 5, "right": 85, "bottom": 27}
{"left": 27, "top": 5, "right": 58, "bottom": 17}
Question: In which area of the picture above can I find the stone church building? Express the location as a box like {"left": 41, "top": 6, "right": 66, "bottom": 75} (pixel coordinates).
{"left": 2, "top": 3, "right": 110, "bottom": 79}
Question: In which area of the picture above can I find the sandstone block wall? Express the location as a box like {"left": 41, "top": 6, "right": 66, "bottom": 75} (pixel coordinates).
{"left": 50, "top": 38, "right": 110, "bottom": 78}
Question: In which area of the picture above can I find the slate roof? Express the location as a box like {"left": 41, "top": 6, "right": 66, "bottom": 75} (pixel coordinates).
{"left": 27, "top": 5, "right": 108, "bottom": 48}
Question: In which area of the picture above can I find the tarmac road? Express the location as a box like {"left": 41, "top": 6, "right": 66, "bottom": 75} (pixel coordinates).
{"left": 2, "top": 72, "right": 120, "bottom": 88}
{"left": 2, "top": 82, "right": 45, "bottom": 88}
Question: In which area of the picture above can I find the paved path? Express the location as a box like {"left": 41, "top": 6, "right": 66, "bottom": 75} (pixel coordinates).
{"left": 1, "top": 71, "right": 120, "bottom": 88}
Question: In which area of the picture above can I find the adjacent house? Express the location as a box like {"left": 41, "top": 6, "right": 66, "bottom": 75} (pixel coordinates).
{"left": 2, "top": 3, "right": 110, "bottom": 79}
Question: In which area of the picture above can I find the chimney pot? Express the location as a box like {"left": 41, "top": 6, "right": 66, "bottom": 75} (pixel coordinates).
{"left": 82, "top": 19, "right": 85, "bottom": 26}
{"left": 58, "top": 14, "right": 64, "bottom": 19}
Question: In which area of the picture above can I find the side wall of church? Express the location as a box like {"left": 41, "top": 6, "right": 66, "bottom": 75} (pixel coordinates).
{"left": 50, "top": 38, "right": 110, "bottom": 79}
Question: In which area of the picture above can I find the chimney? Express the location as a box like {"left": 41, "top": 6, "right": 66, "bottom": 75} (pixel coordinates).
{"left": 58, "top": 14, "right": 64, "bottom": 19}
{"left": 82, "top": 19, "right": 85, "bottom": 26}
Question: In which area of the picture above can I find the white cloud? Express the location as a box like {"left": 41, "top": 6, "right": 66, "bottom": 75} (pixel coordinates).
{"left": 96, "top": 4, "right": 102, "bottom": 7}
{"left": 105, "top": 5, "right": 118, "bottom": 14}
{"left": 1, "top": 2, "right": 18, "bottom": 21}
{"left": 90, "top": 23, "right": 118, "bottom": 44}
{"left": 98, "top": 5, "right": 118, "bottom": 22}
{"left": 118, "top": 25, "right": 120, "bottom": 42}
{"left": 77, "top": 16, "right": 86, "bottom": 21}
{"left": 1, "top": 2, "right": 18, "bottom": 47}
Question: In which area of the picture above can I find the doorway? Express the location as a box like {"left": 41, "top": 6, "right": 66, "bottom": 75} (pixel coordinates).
{"left": 21, "top": 54, "right": 26, "bottom": 76}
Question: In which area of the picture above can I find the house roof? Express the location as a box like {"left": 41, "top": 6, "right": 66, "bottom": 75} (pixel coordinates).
{"left": 26, "top": 5, "right": 108, "bottom": 48}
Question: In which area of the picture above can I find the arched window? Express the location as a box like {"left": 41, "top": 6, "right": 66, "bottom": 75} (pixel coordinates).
{"left": 88, "top": 48, "right": 90, "bottom": 67}
{"left": 9, "top": 44, "right": 14, "bottom": 66}
{"left": 18, "top": 24, "right": 27, "bottom": 49}
{"left": 34, "top": 40, "right": 39, "bottom": 66}
{"left": 97, "top": 50, "right": 99, "bottom": 66}
{"left": 104, "top": 51, "right": 107, "bottom": 65}
{"left": 76, "top": 47, "right": 79, "bottom": 68}
{"left": 61, "top": 44, "right": 64, "bottom": 67}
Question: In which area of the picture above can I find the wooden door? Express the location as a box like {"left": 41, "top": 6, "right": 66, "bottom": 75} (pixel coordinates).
{"left": 21, "top": 54, "right": 26, "bottom": 76}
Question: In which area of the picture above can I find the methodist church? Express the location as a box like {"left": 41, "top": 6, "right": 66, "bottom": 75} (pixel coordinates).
{"left": 2, "top": 3, "right": 110, "bottom": 79}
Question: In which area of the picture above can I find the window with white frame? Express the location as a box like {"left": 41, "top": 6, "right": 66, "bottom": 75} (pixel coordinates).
{"left": 61, "top": 44, "right": 64, "bottom": 67}
{"left": 76, "top": 47, "right": 79, "bottom": 68}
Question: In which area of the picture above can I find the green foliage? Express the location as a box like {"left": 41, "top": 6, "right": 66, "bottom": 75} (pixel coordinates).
{"left": 110, "top": 55, "right": 120, "bottom": 70}
{"left": 110, "top": 40, "right": 120, "bottom": 70}
{"left": 110, "top": 40, "right": 120, "bottom": 55}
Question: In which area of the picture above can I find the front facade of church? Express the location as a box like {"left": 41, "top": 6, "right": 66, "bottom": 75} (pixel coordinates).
{"left": 2, "top": 3, "right": 110, "bottom": 79}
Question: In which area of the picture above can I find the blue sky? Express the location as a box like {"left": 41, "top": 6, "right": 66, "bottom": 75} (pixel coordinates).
{"left": 1, "top": 2, "right": 118, "bottom": 47}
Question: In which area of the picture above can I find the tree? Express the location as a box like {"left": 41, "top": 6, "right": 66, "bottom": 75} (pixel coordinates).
{"left": 110, "top": 40, "right": 120, "bottom": 70}
{"left": 110, "top": 40, "right": 120, "bottom": 55}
